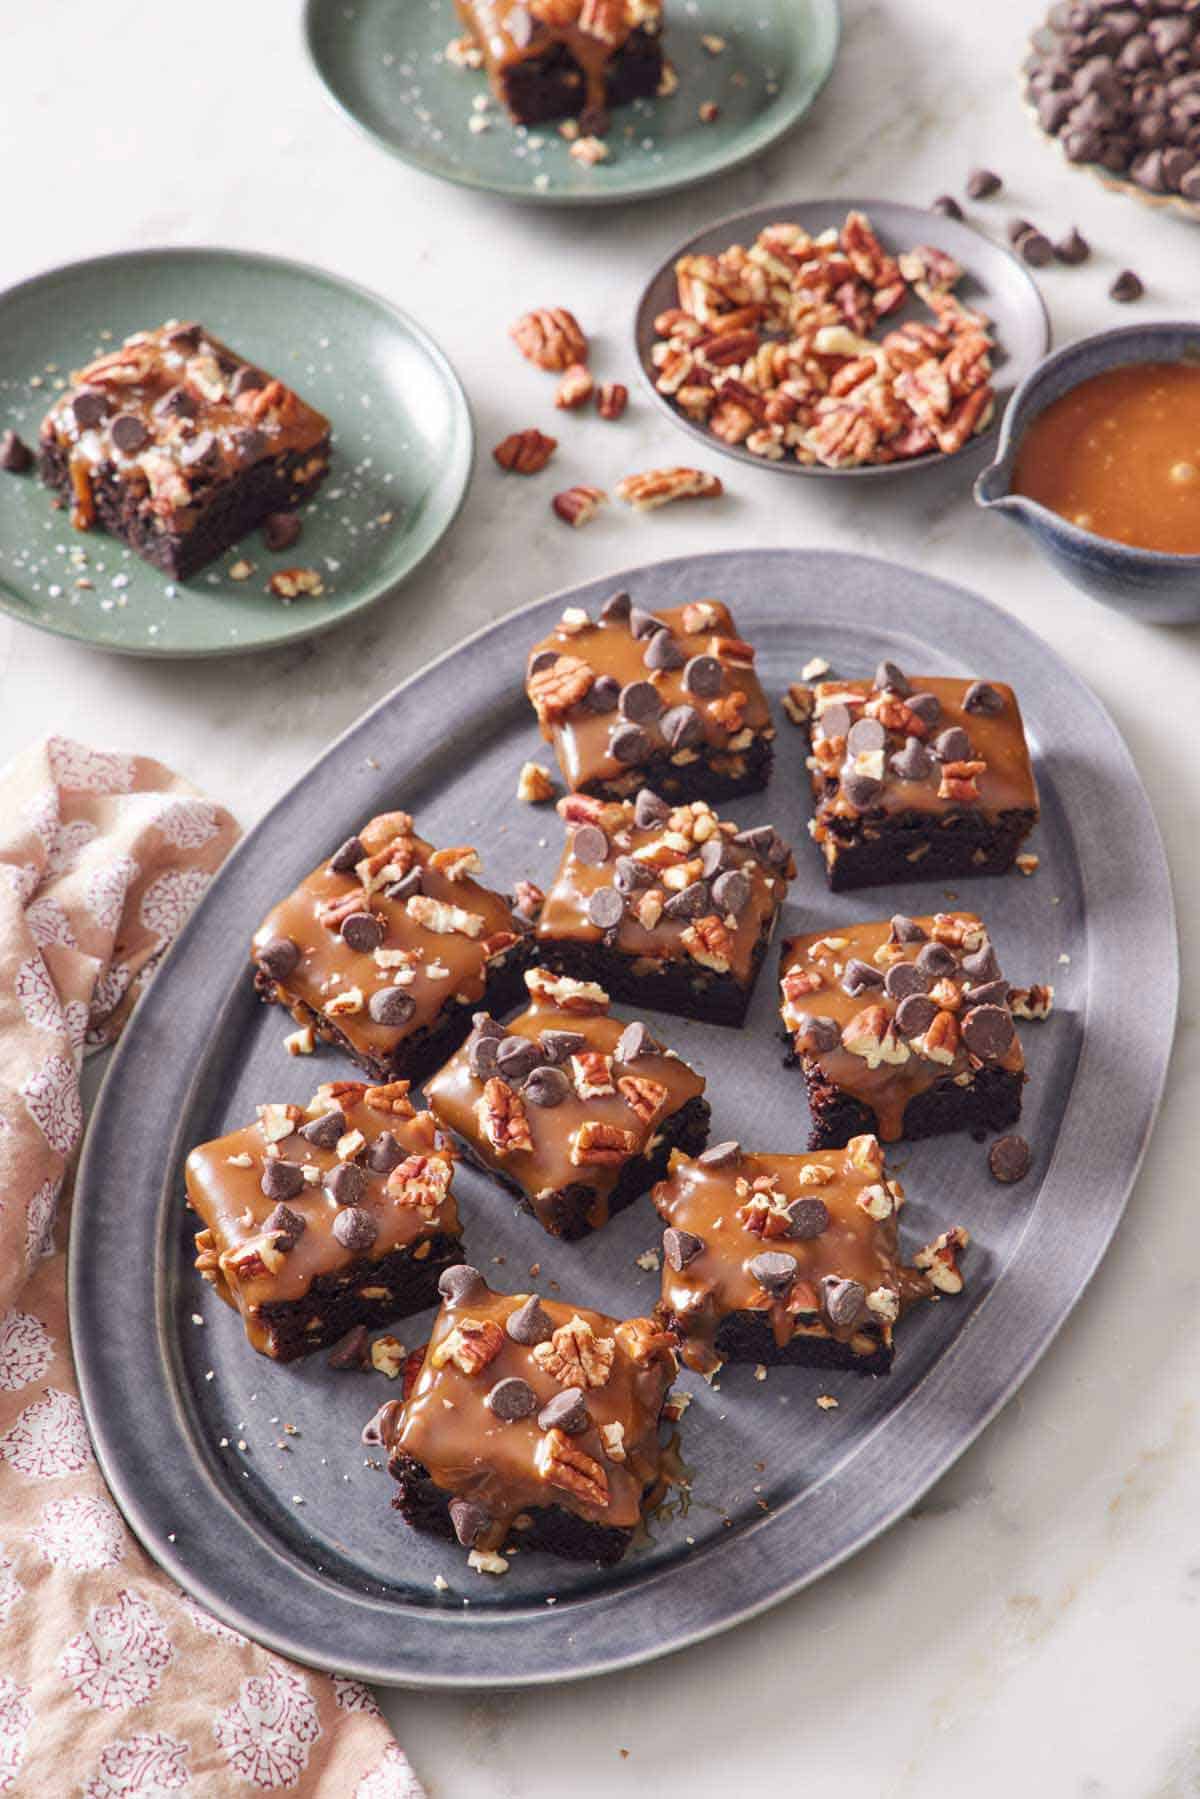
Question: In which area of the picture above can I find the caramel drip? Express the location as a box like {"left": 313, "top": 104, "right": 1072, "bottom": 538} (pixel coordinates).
{"left": 459, "top": 0, "right": 645, "bottom": 116}
{"left": 388, "top": 1283, "right": 676, "bottom": 1544}
{"left": 778, "top": 912, "right": 1024, "bottom": 1143}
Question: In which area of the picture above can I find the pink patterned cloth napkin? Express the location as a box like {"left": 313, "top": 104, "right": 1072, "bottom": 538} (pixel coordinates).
{"left": 0, "top": 738, "right": 424, "bottom": 1798}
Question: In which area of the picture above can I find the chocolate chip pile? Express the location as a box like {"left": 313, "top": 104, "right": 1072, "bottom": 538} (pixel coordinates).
{"left": 1026, "top": 1, "right": 1200, "bottom": 202}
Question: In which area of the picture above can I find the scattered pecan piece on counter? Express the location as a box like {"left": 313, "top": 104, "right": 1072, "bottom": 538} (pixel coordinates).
{"left": 510, "top": 307, "right": 589, "bottom": 372}
{"left": 267, "top": 566, "right": 324, "bottom": 600}
{"left": 493, "top": 428, "right": 558, "bottom": 474}
{"left": 555, "top": 363, "right": 595, "bottom": 410}
{"left": 596, "top": 381, "right": 628, "bottom": 420}
{"left": 615, "top": 467, "right": 724, "bottom": 510}
{"left": 517, "top": 761, "right": 558, "bottom": 804}
{"left": 552, "top": 484, "right": 607, "bottom": 526}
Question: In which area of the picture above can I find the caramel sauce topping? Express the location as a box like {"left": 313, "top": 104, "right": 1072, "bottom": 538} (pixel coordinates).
{"left": 457, "top": 0, "right": 662, "bottom": 117}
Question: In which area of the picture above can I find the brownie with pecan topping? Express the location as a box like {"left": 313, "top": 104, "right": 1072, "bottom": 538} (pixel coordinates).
{"left": 187, "top": 1081, "right": 463, "bottom": 1361}
{"left": 525, "top": 592, "right": 775, "bottom": 802}
{"left": 455, "top": 1, "right": 665, "bottom": 128}
{"left": 38, "top": 321, "right": 330, "bottom": 580}
{"left": 795, "top": 662, "right": 1038, "bottom": 890}
{"left": 370, "top": 1264, "right": 679, "bottom": 1568}
{"left": 536, "top": 787, "right": 793, "bottom": 1026}
{"left": 424, "top": 966, "right": 710, "bottom": 1239}
{"left": 653, "top": 1136, "right": 967, "bottom": 1376}
{"left": 251, "top": 811, "right": 533, "bottom": 1085}
{"left": 779, "top": 910, "right": 1026, "bottom": 1149}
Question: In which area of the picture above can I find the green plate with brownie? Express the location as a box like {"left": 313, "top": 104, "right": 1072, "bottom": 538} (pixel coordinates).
{"left": 303, "top": 0, "right": 841, "bottom": 205}
{"left": 0, "top": 248, "right": 473, "bottom": 658}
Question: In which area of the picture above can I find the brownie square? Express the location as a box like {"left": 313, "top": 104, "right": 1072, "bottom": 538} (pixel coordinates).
{"left": 794, "top": 663, "right": 1038, "bottom": 891}
{"left": 424, "top": 966, "right": 710, "bottom": 1240}
{"left": 38, "top": 321, "right": 330, "bottom": 580}
{"left": 187, "top": 1080, "right": 463, "bottom": 1361}
{"left": 535, "top": 787, "right": 794, "bottom": 1027}
{"left": 653, "top": 1136, "right": 968, "bottom": 1375}
{"left": 455, "top": 1, "right": 665, "bottom": 128}
{"left": 252, "top": 810, "right": 532, "bottom": 1085}
{"left": 525, "top": 592, "right": 775, "bottom": 802}
{"left": 779, "top": 909, "right": 1026, "bottom": 1149}
{"left": 369, "top": 1263, "right": 679, "bottom": 1569}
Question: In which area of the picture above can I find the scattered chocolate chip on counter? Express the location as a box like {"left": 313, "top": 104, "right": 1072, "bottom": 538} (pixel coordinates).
{"left": 1053, "top": 226, "right": 1090, "bottom": 264}
{"left": 988, "top": 1134, "right": 1032, "bottom": 1184}
{"left": 1016, "top": 227, "right": 1055, "bottom": 266}
{"left": 0, "top": 429, "right": 33, "bottom": 473}
{"left": 1110, "top": 268, "right": 1145, "bottom": 302}
{"left": 932, "top": 194, "right": 964, "bottom": 219}
{"left": 966, "top": 167, "right": 1003, "bottom": 198}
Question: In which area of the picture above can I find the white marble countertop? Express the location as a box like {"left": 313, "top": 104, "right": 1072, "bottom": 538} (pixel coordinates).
{"left": 6, "top": 1, "right": 1199, "bottom": 1792}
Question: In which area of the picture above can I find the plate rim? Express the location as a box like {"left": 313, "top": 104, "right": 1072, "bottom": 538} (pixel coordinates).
{"left": 0, "top": 243, "right": 475, "bottom": 660}
{"left": 301, "top": 0, "right": 842, "bottom": 207}
{"left": 631, "top": 195, "right": 1053, "bottom": 477}
{"left": 70, "top": 546, "right": 1179, "bottom": 1688}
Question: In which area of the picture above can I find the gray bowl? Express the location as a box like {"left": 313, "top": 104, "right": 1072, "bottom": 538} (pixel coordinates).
{"left": 975, "top": 323, "right": 1200, "bottom": 627}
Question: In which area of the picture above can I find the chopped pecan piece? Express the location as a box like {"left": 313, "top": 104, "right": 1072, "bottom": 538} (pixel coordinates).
{"left": 525, "top": 967, "right": 608, "bottom": 1012}
{"left": 596, "top": 381, "right": 628, "bottom": 420}
{"left": 916, "top": 1009, "right": 960, "bottom": 1066}
{"left": 842, "top": 1005, "right": 909, "bottom": 1068}
{"left": 429, "top": 1316, "right": 505, "bottom": 1375}
{"left": 617, "top": 1074, "right": 668, "bottom": 1124}
{"left": 681, "top": 913, "right": 734, "bottom": 973}
{"left": 406, "top": 893, "right": 485, "bottom": 938}
{"left": 552, "top": 484, "right": 607, "bottom": 527}
{"left": 571, "top": 1050, "right": 615, "bottom": 1099}
{"left": 844, "top": 1134, "right": 885, "bottom": 1178}
{"left": 427, "top": 845, "right": 481, "bottom": 882}
{"left": 477, "top": 1078, "right": 533, "bottom": 1156}
{"left": 914, "top": 1226, "right": 969, "bottom": 1294}
{"left": 363, "top": 1080, "right": 415, "bottom": 1116}
{"left": 1009, "top": 983, "right": 1054, "bottom": 1021}
{"left": 614, "top": 1315, "right": 676, "bottom": 1366}
{"left": 555, "top": 364, "right": 594, "bottom": 410}
{"left": 532, "top": 1313, "right": 616, "bottom": 1389}
{"left": 615, "top": 467, "right": 724, "bottom": 510}
{"left": 385, "top": 1153, "right": 452, "bottom": 1214}
{"left": 528, "top": 653, "right": 595, "bottom": 725}
{"left": 569, "top": 1119, "right": 637, "bottom": 1167}
{"left": 708, "top": 689, "right": 747, "bottom": 733}
{"left": 534, "top": 1428, "right": 610, "bottom": 1508}
{"left": 938, "top": 758, "right": 987, "bottom": 804}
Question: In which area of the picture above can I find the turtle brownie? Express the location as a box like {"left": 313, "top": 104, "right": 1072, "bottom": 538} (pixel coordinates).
{"left": 536, "top": 788, "right": 794, "bottom": 1026}
{"left": 454, "top": 1, "right": 665, "bottom": 129}
{"left": 779, "top": 910, "right": 1026, "bottom": 1149}
{"left": 368, "top": 1264, "right": 679, "bottom": 1569}
{"left": 424, "top": 966, "right": 710, "bottom": 1240}
{"left": 187, "top": 1081, "right": 462, "bottom": 1361}
{"left": 653, "top": 1136, "right": 968, "bottom": 1376}
{"left": 251, "top": 811, "right": 533, "bottom": 1085}
{"left": 525, "top": 592, "right": 775, "bottom": 802}
{"left": 793, "top": 663, "right": 1038, "bottom": 890}
{"left": 38, "top": 321, "right": 330, "bottom": 580}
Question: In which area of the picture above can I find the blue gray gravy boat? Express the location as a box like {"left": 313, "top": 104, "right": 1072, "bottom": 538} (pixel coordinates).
{"left": 975, "top": 323, "right": 1200, "bottom": 626}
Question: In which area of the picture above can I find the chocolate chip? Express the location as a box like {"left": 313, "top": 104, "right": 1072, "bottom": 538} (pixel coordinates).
{"left": 588, "top": 886, "right": 624, "bottom": 930}
{"left": 264, "top": 510, "right": 302, "bottom": 552}
{"left": 385, "top": 868, "right": 423, "bottom": 904}
{"left": 634, "top": 788, "right": 670, "bottom": 829}
{"left": 961, "top": 942, "right": 1000, "bottom": 983}
{"left": 895, "top": 993, "right": 938, "bottom": 1037}
{"left": 683, "top": 654, "right": 724, "bottom": 696}
{"left": 0, "top": 430, "right": 32, "bottom": 473}
{"left": 71, "top": 388, "right": 108, "bottom": 428}
{"left": 989, "top": 1134, "right": 1032, "bottom": 1183}
{"left": 154, "top": 384, "right": 195, "bottom": 420}
{"left": 884, "top": 961, "right": 930, "bottom": 1001}
{"left": 748, "top": 1251, "right": 797, "bottom": 1297}
{"left": 539, "top": 1028, "right": 586, "bottom": 1064}
{"left": 611, "top": 724, "right": 653, "bottom": 765}
{"left": 368, "top": 987, "right": 415, "bottom": 1027}
{"left": 932, "top": 194, "right": 964, "bottom": 219}
{"left": 496, "top": 1035, "right": 542, "bottom": 1083}
{"left": 821, "top": 1275, "right": 866, "bottom": 1329}
{"left": 662, "top": 1226, "right": 705, "bottom": 1270}
{"left": 234, "top": 426, "right": 267, "bottom": 461}
{"left": 616, "top": 1021, "right": 657, "bottom": 1063}
{"left": 711, "top": 869, "right": 750, "bottom": 915}
{"left": 439, "top": 1265, "right": 487, "bottom": 1305}
{"left": 916, "top": 940, "right": 957, "bottom": 978}
{"left": 890, "top": 914, "right": 927, "bottom": 944}
{"left": 644, "top": 629, "right": 685, "bottom": 671}
{"left": 261, "top": 1159, "right": 303, "bottom": 1201}
{"left": 619, "top": 680, "right": 663, "bottom": 725}
{"left": 933, "top": 726, "right": 971, "bottom": 762}
{"left": 300, "top": 1108, "right": 346, "bottom": 1148}
{"left": 731, "top": 826, "right": 777, "bottom": 863}
{"left": 538, "top": 1387, "right": 589, "bottom": 1434}
{"left": 524, "top": 1064, "right": 570, "bottom": 1107}
{"left": 663, "top": 880, "right": 708, "bottom": 920}
{"left": 362, "top": 1399, "right": 403, "bottom": 1448}
{"left": 965, "top": 978, "right": 1009, "bottom": 1008}
{"left": 263, "top": 1202, "right": 306, "bottom": 1247}
{"left": 468, "top": 1029, "right": 501, "bottom": 1080}
{"left": 600, "top": 589, "right": 632, "bottom": 623}
{"left": 814, "top": 702, "right": 851, "bottom": 742}
{"left": 1018, "top": 228, "right": 1054, "bottom": 266}
{"left": 788, "top": 1199, "right": 830, "bottom": 1240}
{"left": 366, "top": 1131, "right": 405, "bottom": 1173}
{"left": 846, "top": 717, "right": 886, "bottom": 755}
{"left": 907, "top": 691, "right": 941, "bottom": 724}
{"left": 890, "top": 737, "right": 933, "bottom": 781}
{"left": 1054, "top": 226, "right": 1091, "bottom": 263}
{"left": 486, "top": 1376, "right": 538, "bottom": 1420}
{"left": 614, "top": 855, "right": 652, "bottom": 893}
{"left": 584, "top": 675, "right": 620, "bottom": 714}
{"left": 449, "top": 1497, "right": 490, "bottom": 1546}
{"left": 964, "top": 681, "right": 1004, "bottom": 715}
{"left": 874, "top": 659, "right": 911, "bottom": 696}
{"left": 628, "top": 606, "right": 661, "bottom": 639}
{"left": 327, "top": 1324, "right": 370, "bottom": 1369}
{"left": 329, "top": 834, "right": 365, "bottom": 873}
{"left": 698, "top": 1140, "right": 741, "bottom": 1168}
{"left": 340, "top": 911, "right": 383, "bottom": 953}
{"left": 1039, "top": 89, "right": 1075, "bottom": 133}
{"left": 110, "top": 414, "right": 148, "bottom": 454}
{"left": 660, "top": 704, "right": 703, "bottom": 750}
{"left": 962, "top": 1003, "right": 1015, "bottom": 1060}
{"left": 325, "top": 1162, "right": 366, "bottom": 1207}
{"left": 1110, "top": 268, "right": 1144, "bottom": 302}
{"left": 842, "top": 771, "right": 882, "bottom": 809}
{"left": 699, "top": 837, "right": 735, "bottom": 879}
{"left": 256, "top": 935, "right": 299, "bottom": 981}
{"left": 231, "top": 364, "right": 266, "bottom": 396}
{"left": 572, "top": 823, "right": 610, "bottom": 865}
{"left": 506, "top": 1293, "right": 554, "bottom": 1344}
{"left": 842, "top": 957, "right": 884, "bottom": 996}
{"left": 795, "top": 1013, "right": 841, "bottom": 1054}
{"left": 966, "top": 166, "right": 1002, "bottom": 197}
{"left": 528, "top": 649, "right": 560, "bottom": 675}
{"left": 180, "top": 430, "right": 219, "bottom": 470}
{"left": 1007, "top": 216, "right": 1036, "bottom": 244}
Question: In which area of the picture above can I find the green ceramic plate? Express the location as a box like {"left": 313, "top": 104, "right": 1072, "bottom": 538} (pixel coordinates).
{"left": 0, "top": 248, "right": 473, "bottom": 658}
{"left": 304, "top": 0, "right": 841, "bottom": 205}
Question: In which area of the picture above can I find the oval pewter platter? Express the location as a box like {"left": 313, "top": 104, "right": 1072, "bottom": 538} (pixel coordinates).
{"left": 70, "top": 549, "right": 1177, "bottom": 1688}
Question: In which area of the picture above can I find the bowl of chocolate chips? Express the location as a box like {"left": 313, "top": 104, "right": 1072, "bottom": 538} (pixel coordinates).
{"left": 1025, "top": 0, "right": 1200, "bottom": 219}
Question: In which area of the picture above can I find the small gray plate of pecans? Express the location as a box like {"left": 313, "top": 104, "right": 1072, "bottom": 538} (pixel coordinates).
{"left": 634, "top": 199, "right": 1052, "bottom": 476}
{"left": 71, "top": 548, "right": 1175, "bottom": 1687}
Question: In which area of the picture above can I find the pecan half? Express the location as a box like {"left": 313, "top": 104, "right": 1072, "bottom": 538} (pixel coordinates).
{"left": 494, "top": 429, "right": 557, "bottom": 474}
{"left": 596, "top": 381, "right": 629, "bottom": 420}
{"left": 615, "top": 467, "right": 724, "bottom": 510}
{"left": 681, "top": 913, "right": 734, "bottom": 973}
{"left": 528, "top": 653, "right": 595, "bottom": 724}
{"left": 477, "top": 1078, "right": 533, "bottom": 1156}
{"left": 555, "top": 363, "right": 594, "bottom": 410}
{"left": 571, "top": 1050, "right": 616, "bottom": 1099}
{"left": 535, "top": 1428, "right": 610, "bottom": 1507}
{"left": 617, "top": 1074, "right": 668, "bottom": 1124}
{"left": 363, "top": 1080, "right": 415, "bottom": 1117}
{"left": 532, "top": 1314, "right": 616, "bottom": 1388}
{"left": 510, "top": 307, "right": 588, "bottom": 372}
{"left": 552, "top": 484, "right": 607, "bottom": 527}
{"left": 386, "top": 1153, "right": 453, "bottom": 1215}
{"left": 406, "top": 894, "right": 486, "bottom": 938}
{"left": 429, "top": 1316, "right": 505, "bottom": 1375}
{"left": 525, "top": 967, "right": 609, "bottom": 1012}
{"left": 570, "top": 1119, "right": 636, "bottom": 1166}
{"left": 1009, "top": 983, "right": 1054, "bottom": 1020}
